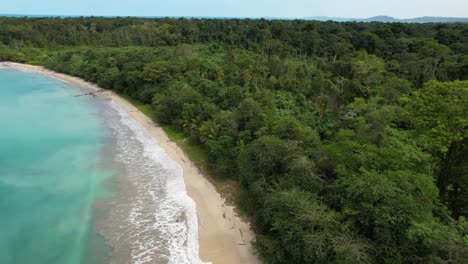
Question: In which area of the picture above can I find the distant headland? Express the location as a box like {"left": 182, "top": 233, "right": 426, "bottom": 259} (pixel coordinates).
{"left": 306, "top": 15, "right": 468, "bottom": 23}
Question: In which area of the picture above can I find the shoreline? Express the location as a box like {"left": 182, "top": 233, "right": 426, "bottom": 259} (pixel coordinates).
{"left": 0, "top": 62, "right": 259, "bottom": 264}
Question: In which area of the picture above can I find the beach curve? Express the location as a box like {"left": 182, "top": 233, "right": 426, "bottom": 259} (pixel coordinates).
{"left": 0, "top": 61, "right": 260, "bottom": 264}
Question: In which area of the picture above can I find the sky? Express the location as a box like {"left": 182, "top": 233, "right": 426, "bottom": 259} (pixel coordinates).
{"left": 1, "top": 0, "right": 467, "bottom": 18}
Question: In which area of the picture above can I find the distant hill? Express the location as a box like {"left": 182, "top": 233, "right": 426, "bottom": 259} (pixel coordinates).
{"left": 307, "top": 15, "right": 468, "bottom": 23}
{"left": 1, "top": 14, "right": 467, "bottom": 23}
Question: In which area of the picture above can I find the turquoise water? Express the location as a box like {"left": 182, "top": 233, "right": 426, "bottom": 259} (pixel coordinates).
{"left": 0, "top": 68, "right": 205, "bottom": 264}
{"left": 0, "top": 69, "right": 112, "bottom": 264}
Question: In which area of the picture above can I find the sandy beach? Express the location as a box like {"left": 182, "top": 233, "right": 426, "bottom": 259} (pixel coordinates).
{"left": 0, "top": 62, "right": 259, "bottom": 264}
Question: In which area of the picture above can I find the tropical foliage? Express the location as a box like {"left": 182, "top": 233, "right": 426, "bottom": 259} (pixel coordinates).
{"left": 1, "top": 17, "right": 467, "bottom": 263}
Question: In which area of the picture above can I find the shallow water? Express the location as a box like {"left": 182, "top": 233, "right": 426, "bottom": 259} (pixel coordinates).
{"left": 0, "top": 68, "right": 203, "bottom": 264}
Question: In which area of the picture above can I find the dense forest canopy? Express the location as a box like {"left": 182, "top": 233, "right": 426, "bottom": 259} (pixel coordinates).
{"left": 0, "top": 17, "right": 467, "bottom": 263}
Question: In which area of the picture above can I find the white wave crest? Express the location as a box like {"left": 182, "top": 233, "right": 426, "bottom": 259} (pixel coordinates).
{"left": 106, "top": 101, "right": 207, "bottom": 264}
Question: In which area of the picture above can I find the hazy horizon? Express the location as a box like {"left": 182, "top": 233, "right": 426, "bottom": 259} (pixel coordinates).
{"left": 1, "top": 0, "right": 467, "bottom": 19}
{"left": 1, "top": 14, "right": 467, "bottom": 20}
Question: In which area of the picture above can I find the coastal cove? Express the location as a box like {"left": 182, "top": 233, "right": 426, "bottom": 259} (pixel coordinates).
{"left": 0, "top": 62, "right": 259, "bottom": 264}
{"left": 1, "top": 13, "right": 467, "bottom": 264}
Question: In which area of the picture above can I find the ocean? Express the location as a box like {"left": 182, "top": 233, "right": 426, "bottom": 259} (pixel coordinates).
{"left": 0, "top": 68, "right": 202, "bottom": 264}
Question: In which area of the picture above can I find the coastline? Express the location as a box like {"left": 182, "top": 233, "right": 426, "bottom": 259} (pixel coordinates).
{"left": 0, "top": 62, "right": 259, "bottom": 264}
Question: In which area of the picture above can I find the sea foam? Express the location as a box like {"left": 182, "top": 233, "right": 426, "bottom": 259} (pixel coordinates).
{"left": 103, "top": 101, "right": 206, "bottom": 264}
